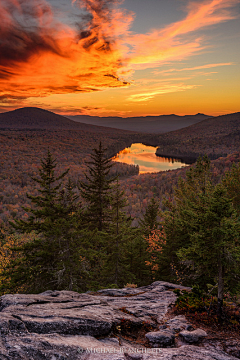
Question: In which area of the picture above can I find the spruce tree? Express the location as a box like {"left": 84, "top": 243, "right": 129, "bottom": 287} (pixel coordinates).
{"left": 222, "top": 162, "right": 240, "bottom": 216}
{"left": 103, "top": 178, "right": 136, "bottom": 287}
{"left": 11, "top": 150, "right": 69, "bottom": 234}
{"left": 139, "top": 197, "right": 160, "bottom": 235}
{"left": 2, "top": 151, "right": 85, "bottom": 293}
{"left": 156, "top": 155, "right": 213, "bottom": 284}
{"left": 156, "top": 200, "right": 179, "bottom": 283}
{"left": 79, "top": 142, "right": 116, "bottom": 231}
{"left": 157, "top": 156, "right": 240, "bottom": 321}
{"left": 177, "top": 183, "right": 240, "bottom": 320}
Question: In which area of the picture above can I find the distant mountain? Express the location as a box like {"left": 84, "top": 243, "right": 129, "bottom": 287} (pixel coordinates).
{"left": 0, "top": 107, "right": 131, "bottom": 133}
{"left": 0, "top": 107, "right": 211, "bottom": 134}
{"left": 67, "top": 113, "right": 211, "bottom": 133}
{"left": 155, "top": 112, "right": 240, "bottom": 159}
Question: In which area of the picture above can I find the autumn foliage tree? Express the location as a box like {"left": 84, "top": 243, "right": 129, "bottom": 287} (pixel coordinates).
{"left": 133, "top": 198, "right": 161, "bottom": 284}
{"left": 145, "top": 228, "right": 166, "bottom": 277}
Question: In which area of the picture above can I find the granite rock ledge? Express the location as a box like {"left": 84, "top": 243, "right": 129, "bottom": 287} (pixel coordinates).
{"left": 0, "top": 281, "right": 238, "bottom": 360}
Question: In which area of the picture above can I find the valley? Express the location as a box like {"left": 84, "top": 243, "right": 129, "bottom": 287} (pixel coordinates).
{"left": 0, "top": 107, "right": 239, "bottom": 225}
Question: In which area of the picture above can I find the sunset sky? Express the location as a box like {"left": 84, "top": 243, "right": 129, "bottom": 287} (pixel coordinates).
{"left": 0, "top": 0, "right": 239, "bottom": 117}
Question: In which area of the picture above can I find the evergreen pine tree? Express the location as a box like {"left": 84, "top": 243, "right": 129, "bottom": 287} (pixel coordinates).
{"left": 103, "top": 178, "right": 136, "bottom": 287}
{"left": 222, "top": 162, "right": 240, "bottom": 216}
{"left": 156, "top": 155, "right": 213, "bottom": 284}
{"left": 177, "top": 183, "right": 240, "bottom": 320}
{"left": 2, "top": 151, "right": 85, "bottom": 293}
{"left": 155, "top": 200, "right": 179, "bottom": 283}
{"left": 79, "top": 142, "right": 116, "bottom": 231}
{"left": 157, "top": 156, "right": 240, "bottom": 321}
{"left": 11, "top": 150, "right": 69, "bottom": 234}
{"left": 139, "top": 197, "right": 160, "bottom": 236}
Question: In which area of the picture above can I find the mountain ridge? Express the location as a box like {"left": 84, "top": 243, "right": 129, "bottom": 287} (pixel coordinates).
{"left": 0, "top": 107, "right": 213, "bottom": 133}
{"left": 67, "top": 113, "right": 212, "bottom": 133}
{"left": 0, "top": 107, "right": 239, "bottom": 138}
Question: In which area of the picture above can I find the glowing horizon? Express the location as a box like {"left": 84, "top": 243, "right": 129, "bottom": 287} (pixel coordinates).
{"left": 0, "top": 0, "right": 239, "bottom": 117}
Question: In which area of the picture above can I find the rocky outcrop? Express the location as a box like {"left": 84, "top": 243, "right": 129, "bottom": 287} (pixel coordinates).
{"left": 0, "top": 281, "right": 238, "bottom": 360}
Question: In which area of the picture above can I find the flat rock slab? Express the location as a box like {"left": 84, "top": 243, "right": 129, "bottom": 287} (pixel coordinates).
{"left": 0, "top": 281, "right": 179, "bottom": 338}
{"left": 0, "top": 281, "right": 238, "bottom": 360}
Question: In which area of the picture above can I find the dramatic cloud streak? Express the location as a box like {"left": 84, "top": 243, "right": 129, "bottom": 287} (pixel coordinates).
{"left": 0, "top": 0, "right": 239, "bottom": 107}
{"left": 127, "top": 84, "right": 198, "bottom": 102}
{"left": 154, "top": 62, "right": 235, "bottom": 75}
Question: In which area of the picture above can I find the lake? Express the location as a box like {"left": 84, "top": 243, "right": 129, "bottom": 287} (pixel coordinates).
{"left": 112, "top": 143, "right": 188, "bottom": 174}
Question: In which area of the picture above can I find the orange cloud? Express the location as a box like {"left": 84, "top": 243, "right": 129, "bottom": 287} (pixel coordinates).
{"left": 124, "top": 0, "right": 239, "bottom": 70}
{"left": 0, "top": 0, "right": 133, "bottom": 104}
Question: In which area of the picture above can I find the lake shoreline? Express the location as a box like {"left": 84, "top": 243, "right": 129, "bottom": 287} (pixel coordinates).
{"left": 112, "top": 143, "right": 192, "bottom": 173}
{"left": 155, "top": 151, "right": 197, "bottom": 164}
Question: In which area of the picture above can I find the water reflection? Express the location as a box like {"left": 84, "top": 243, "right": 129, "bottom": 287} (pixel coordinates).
{"left": 112, "top": 143, "right": 188, "bottom": 174}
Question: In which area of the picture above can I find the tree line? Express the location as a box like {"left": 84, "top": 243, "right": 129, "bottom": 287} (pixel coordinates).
{"left": 0, "top": 143, "right": 240, "bottom": 321}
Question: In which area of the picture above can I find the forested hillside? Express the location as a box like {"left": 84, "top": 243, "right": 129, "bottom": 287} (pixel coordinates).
{"left": 120, "top": 151, "right": 240, "bottom": 223}
{"left": 0, "top": 109, "right": 240, "bottom": 331}
{"left": 0, "top": 128, "right": 143, "bottom": 224}
{"left": 155, "top": 112, "right": 240, "bottom": 160}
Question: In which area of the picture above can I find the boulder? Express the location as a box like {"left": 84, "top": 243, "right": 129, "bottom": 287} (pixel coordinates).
{"left": 179, "top": 328, "right": 208, "bottom": 343}
{"left": 145, "top": 329, "right": 175, "bottom": 347}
